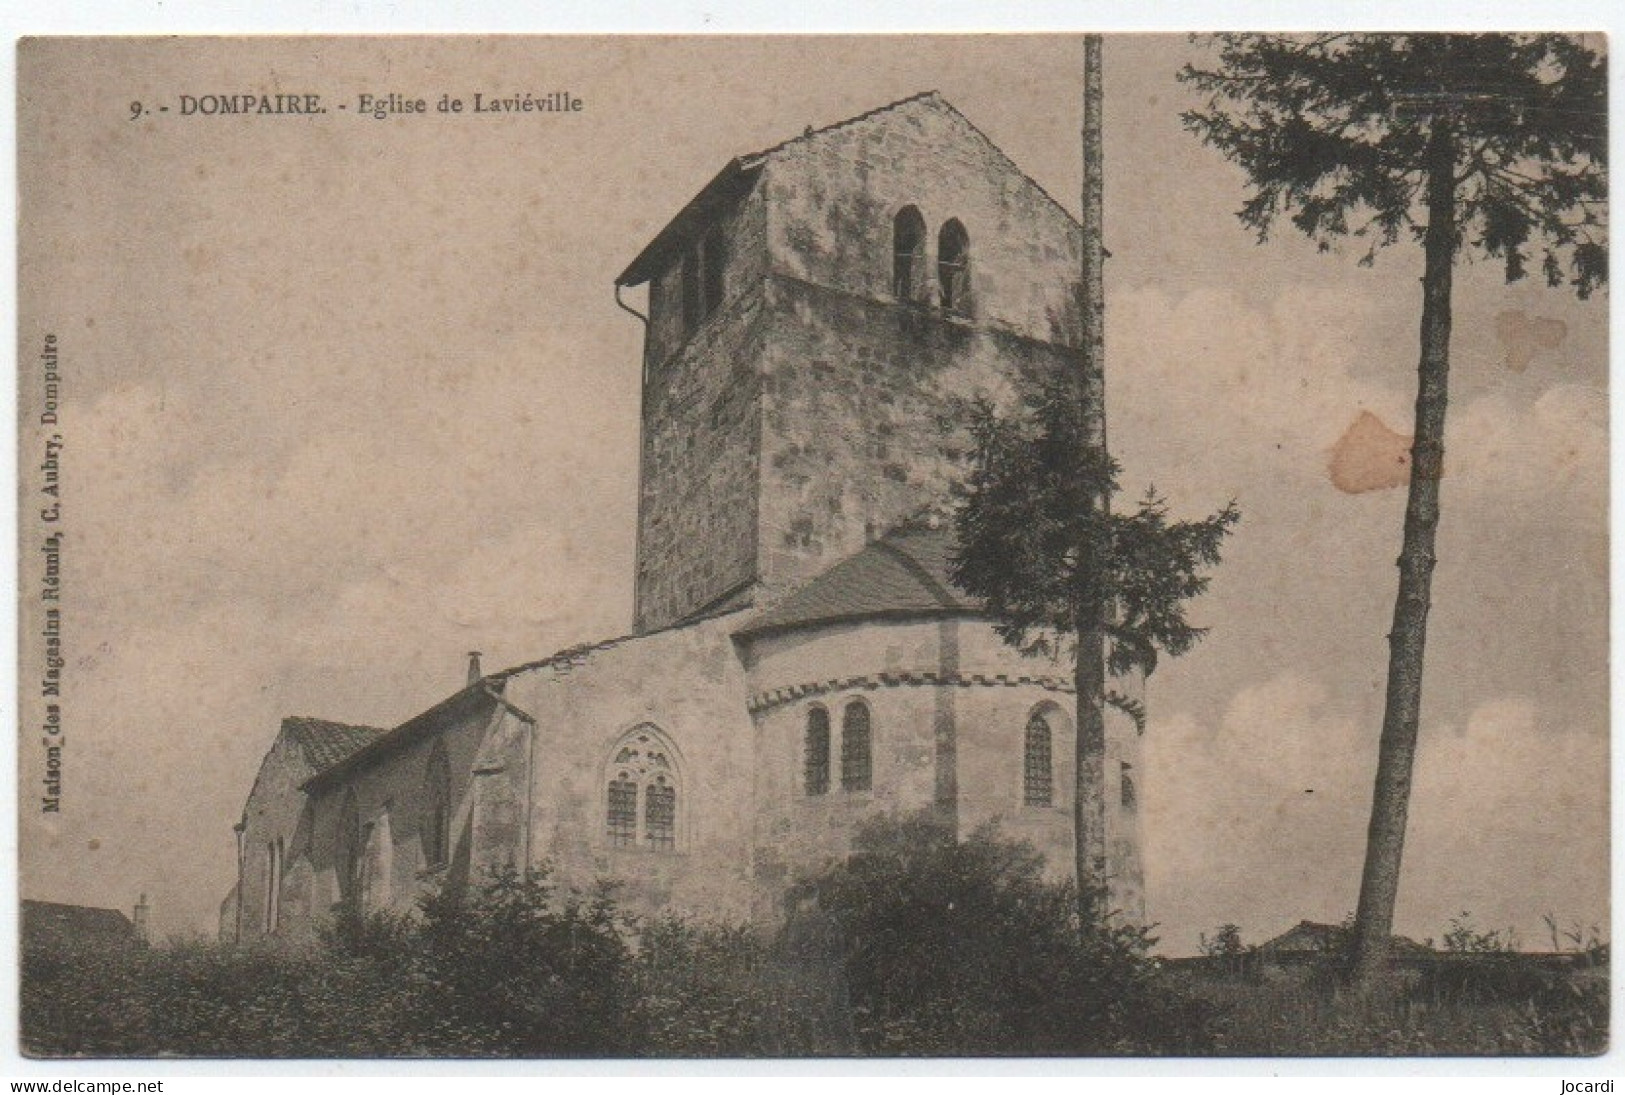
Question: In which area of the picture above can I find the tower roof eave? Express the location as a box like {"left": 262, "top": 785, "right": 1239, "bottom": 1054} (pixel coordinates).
{"left": 614, "top": 158, "right": 762, "bottom": 288}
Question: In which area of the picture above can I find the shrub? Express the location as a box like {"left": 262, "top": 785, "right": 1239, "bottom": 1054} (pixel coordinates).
{"left": 808, "top": 810, "right": 1213, "bottom": 1055}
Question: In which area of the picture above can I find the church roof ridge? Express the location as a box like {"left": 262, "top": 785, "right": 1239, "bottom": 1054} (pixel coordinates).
{"left": 302, "top": 606, "right": 755, "bottom": 792}
{"left": 742, "top": 89, "right": 1077, "bottom": 230}
{"left": 616, "top": 89, "right": 1077, "bottom": 287}
{"left": 739, "top": 89, "right": 944, "bottom": 163}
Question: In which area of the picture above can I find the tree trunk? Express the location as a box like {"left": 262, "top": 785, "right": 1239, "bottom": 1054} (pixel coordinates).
{"left": 1074, "top": 32, "right": 1110, "bottom": 926}
{"left": 1349, "top": 116, "right": 1458, "bottom": 985}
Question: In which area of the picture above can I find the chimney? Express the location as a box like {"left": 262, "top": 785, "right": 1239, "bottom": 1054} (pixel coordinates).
{"left": 466, "top": 651, "right": 483, "bottom": 686}
{"left": 133, "top": 893, "right": 149, "bottom": 944}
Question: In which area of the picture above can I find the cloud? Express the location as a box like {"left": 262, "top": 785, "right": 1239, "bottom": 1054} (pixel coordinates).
{"left": 1403, "top": 697, "right": 1608, "bottom": 944}
{"left": 1446, "top": 383, "right": 1607, "bottom": 504}
{"left": 1142, "top": 675, "right": 1606, "bottom": 954}
{"left": 1143, "top": 672, "right": 1374, "bottom": 952}
{"left": 1109, "top": 283, "right": 1606, "bottom": 515}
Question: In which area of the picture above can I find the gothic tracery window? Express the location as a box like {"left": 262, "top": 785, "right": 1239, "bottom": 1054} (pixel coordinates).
{"left": 605, "top": 725, "right": 681, "bottom": 851}
{"left": 1024, "top": 710, "right": 1054, "bottom": 807}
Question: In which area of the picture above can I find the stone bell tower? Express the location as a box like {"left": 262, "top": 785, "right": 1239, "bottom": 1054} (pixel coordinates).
{"left": 615, "top": 91, "right": 1087, "bottom": 635}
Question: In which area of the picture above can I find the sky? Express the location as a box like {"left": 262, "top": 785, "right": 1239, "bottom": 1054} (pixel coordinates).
{"left": 15, "top": 34, "right": 1609, "bottom": 955}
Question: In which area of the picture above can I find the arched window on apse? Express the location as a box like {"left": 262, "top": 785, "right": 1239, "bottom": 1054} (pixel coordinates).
{"left": 841, "top": 701, "right": 872, "bottom": 792}
{"left": 805, "top": 706, "right": 831, "bottom": 796}
{"left": 1024, "top": 710, "right": 1054, "bottom": 808}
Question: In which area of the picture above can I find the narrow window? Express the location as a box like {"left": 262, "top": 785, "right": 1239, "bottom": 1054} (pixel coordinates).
{"left": 337, "top": 789, "right": 361, "bottom": 907}
{"left": 645, "top": 775, "right": 677, "bottom": 850}
{"left": 423, "top": 743, "right": 452, "bottom": 869}
{"left": 1024, "top": 712, "right": 1054, "bottom": 807}
{"left": 358, "top": 821, "right": 376, "bottom": 908}
{"left": 841, "top": 701, "right": 872, "bottom": 792}
{"left": 681, "top": 249, "right": 702, "bottom": 335}
{"left": 607, "top": 778, "right": 639, "bottom": 847}
{"left": 701, "top": 224, "right": 727, "bottom": 318}
{"left": 893, "top": 205, "right": 926, "bottom": 301}
{"left": 1121, "top": 762, "right": 1137, "bottom": 812}
{"left": 805, "top": 707, "right": 831, "bottom": 796}
{"left": 938, "top": 218, "right": 970, "bottom": 313}
{"left": 265, "top": 839, "right": 282, "bottom": 932}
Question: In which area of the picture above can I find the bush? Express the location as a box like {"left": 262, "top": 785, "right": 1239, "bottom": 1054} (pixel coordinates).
{"left": 405, "top": 867, "right": 639, "bottom": 1055}
{"left": 24, "top": 838, "right": 1223, "bottom": 1058}
{"left": 808, "top": 811, "right": 1213, "bottom": 1055}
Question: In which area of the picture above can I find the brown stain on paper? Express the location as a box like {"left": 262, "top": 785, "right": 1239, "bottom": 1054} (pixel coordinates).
{"left": 1496, "top": 309, "right": 1567, "bottom": 373}
{"left": 1329, "top": 411, "right": 1412, "bottom": 494}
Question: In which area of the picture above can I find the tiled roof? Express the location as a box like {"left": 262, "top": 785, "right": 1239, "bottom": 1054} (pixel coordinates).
{"left": 282, "top": 716, "right": 387, "bottom": 773}
{"left": 22, "top": 899, "right": 134, "bottom": 940}
{"left": 738, "top": 524, "right": 978, "bottom": 637}
{"left": 302, "top": 606, "right": 756, "bottom": 793}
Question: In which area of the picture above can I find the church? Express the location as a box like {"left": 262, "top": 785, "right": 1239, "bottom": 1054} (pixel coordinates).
{"left": 220, "top": 91, "right": 1146, "bottom": 942}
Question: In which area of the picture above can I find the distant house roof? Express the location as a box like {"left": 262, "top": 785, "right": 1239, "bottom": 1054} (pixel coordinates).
{"left": 22, "top": 899, "right": 135, "bottom": 944}
{"left": 282, "top": 716, "right": 387, "bottom": 772}
{"left": 1259, "top": 919, "right": 1431, "bottom": 955}
{"left": 737, "top": 524, "right": 978, "bottom": 638}
{"left": 1258, "top": 920, "right": 1343, "bottom": 954}
{"left": 615, "top": 90, "right": 1075, "bottom": 288}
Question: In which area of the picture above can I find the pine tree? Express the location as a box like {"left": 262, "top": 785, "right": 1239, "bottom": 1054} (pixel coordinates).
{"left": 1180, "top": 33, "right": 1607, "bottom": 984}
{"left": 954, "top": 38, "right": 1238, "bottom": 927}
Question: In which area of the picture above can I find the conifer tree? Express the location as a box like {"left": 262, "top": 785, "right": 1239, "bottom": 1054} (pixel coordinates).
{"left": 953, "top": 40, "right": 1238, "bottom": 927}
{"left": 1180, "top": 33, "right": 1607, "bottom": 984}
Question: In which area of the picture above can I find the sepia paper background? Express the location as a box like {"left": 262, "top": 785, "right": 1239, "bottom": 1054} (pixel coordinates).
{"left": 15, "top": 34, "right": 1607, "bottom": 959}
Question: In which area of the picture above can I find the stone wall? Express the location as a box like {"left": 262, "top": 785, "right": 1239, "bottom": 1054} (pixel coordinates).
{"left": 500, "top": 613, "right": 760, "bottom": 923}
{"left": 750, "top": 95, "right": 1084, "bottom": 604}
{"left": 632, "top": 96, "right": 1088, "bottom": 631}
{"left": 762, "top": 94, "right": 1083, "bottom": 346}
{"left": 756, "top": 278, "right": 1077, "bottom": 605}
{"left": 234, "top": 728, "right": 314, "bottom": 939}
{"left": 294, "top": 695, "right": 499, "bottom": 927}
{"left": 740, "top": 615, "right": 1144, "bottom": 921}
{"left": 634, "top": 186, "right": 769, "bottom": 633}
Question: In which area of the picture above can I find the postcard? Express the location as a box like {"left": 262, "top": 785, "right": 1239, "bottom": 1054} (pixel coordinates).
{"left": 15, "top": 33, "right": 1609, "bottom": 1058}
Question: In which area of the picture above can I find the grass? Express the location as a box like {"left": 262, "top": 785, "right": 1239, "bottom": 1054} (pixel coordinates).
{"left": 1162, "top": 954, "right": 1608, "bottom": 1056}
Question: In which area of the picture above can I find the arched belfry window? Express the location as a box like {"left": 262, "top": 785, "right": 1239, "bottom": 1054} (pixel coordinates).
{"left": 1024, "top": 710, "right": 1054, "bottom": 807}
{"left": 336, "top": 789, "right": 362, "bottom": 906}
{"left": 805, "top": 706, "right": 831, "bottom": 796}
{"left": 422, "top": 742, "right": 452, "bottom": 869}
{"left": 1121, "top": 762, "right": 1138, "bottom": 813}
{"left": 938, "top": 218, "right": 970, "bottom": 313}
{"left": 841, "top": 701, "right": 872, "bottom": 792}
{"left": 893, "top": 205, "right": 927, "bottom": 301}
{"left": 605, "top": 725, "right": 682, "bottom": 851}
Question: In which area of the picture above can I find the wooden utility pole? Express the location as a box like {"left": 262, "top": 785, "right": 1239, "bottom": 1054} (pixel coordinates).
{"left": 1073, "top": 32, "right": 1110, "bottom": 924}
